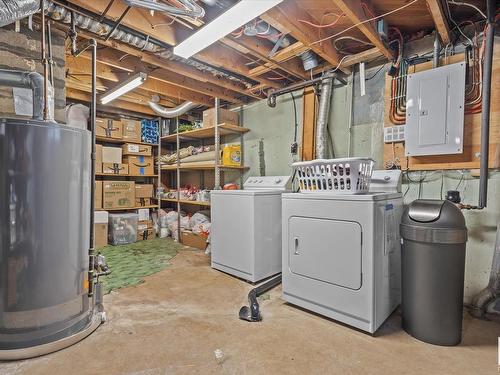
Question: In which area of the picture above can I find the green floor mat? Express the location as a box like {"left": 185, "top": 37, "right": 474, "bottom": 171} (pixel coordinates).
{"left": 98, "top": 238, "right": 184, "bottom": 294}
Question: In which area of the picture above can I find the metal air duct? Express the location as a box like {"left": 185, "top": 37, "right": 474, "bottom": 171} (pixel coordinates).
{"left": 243, "top": 21, "right": 291, "bottom": 48}
{"left": 149, "top": 100, "right": 198, "bottom": 118}
{"left": 0, "top": 69, "right": 53, "bottom": 120}
{"left": 0, "top": 0, "right": 39, "bottom": 27}
{"left": 315, "top": 75, "right": 334, "bottom": 159}
{"left": 123, "top": 0, "right": 205, "bottom": 19}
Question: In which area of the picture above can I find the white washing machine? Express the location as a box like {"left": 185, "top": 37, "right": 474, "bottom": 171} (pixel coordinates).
{"left": 211, "top": 176, "right": 291, "bottom": 282}
{"left": 282, "top": 170, "right": 403, "bottom": 333}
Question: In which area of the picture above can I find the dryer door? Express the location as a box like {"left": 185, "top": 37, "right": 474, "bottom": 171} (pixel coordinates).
{"left": 288, "top": 217, "right": 362, "bottom": 290}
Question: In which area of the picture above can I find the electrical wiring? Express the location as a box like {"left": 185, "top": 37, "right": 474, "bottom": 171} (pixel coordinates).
{"left": 310, "top": 0, "right": 418, "bottom": 47}
{"left": 365, "top": 62, "right": 387, "bottom": 81}
{"left": 448, "top": 1, "right": 487, "bottom": 19}
{"left": 298, "top": 13, "right": 345, "bottom": 28}
{"left": 445, "top": 0, "right": 475, "bottom": 46}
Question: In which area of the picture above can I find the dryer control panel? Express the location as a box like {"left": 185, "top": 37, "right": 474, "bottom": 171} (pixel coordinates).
{"left": 244, "top": 175, "right": 292, "bottom": 191}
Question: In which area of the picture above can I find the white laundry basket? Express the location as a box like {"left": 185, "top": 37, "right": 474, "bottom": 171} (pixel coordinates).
{"left": 292, "top": 158, "right": 374, "bottom": 194}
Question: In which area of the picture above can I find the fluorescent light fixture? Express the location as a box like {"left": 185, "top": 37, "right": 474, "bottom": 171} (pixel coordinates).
{"left": 173, "top": 0, "right": 283, "bottom": 59}
{"left": 100, "top": 72, "right": 147, "bottom": 104}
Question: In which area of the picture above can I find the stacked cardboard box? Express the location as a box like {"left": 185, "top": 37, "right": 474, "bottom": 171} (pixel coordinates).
{"left": 202, "top": 108, "right": 239, "bottom": 128}
{"left": 122, "top": 119, "right": 142, "bottom": 142}
{"left": 103, "top": 181, "right": 135, "bottom": 209}
{"left": 135, "top": 184, "right": 154, "bottom": 206}
{"left": 94, "top": 211, "right": 108, "bottom": 248}
{"left": 96, "top": 118, "right": 122, "bottom": 139}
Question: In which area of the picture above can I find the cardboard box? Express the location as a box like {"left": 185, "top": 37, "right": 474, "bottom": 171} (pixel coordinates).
{"left": 136, "top": 208, "right": 150, "bottom": 222}
{"left": 103, "top": 163, "right": 129, "bottom": 175}
{"left": 94, "top": 211, "right": 109, "bottom": 248}
{"left": 103, "top": 181, "right": 135, "bottom": 209}
{"left": 122, "top": 143, "right": 152, "bottom": 156}
{"left": 95, "top": 180, "right": 103, "bottom": 209}
{"left": 135, "top": 184, "right": 154, "bottom": 198}
{"left": 181, "top": 230, "right": 207, "bottom": 250}
{"left": 102, "top": 146, "right": 122, "bottom": 164}
{"left": 202, "top": 108, "right": 239, "bottom": 128}
{"left": 96, "top": 118, "right": 122, "bottom": 139}
{"left": 96, "top": 144, "right": 103, "bottom": 174}
{"left": 135, "top": 198, "right": 152, "bottom": 207}
{"left": 123, "top": 155, "right": 154, "bottom": 176}
{"left": 122, "top": 119, "right": 142, "bottom": 142}
{"left": 137, "top": 221, "right": 155, "bottom": 241}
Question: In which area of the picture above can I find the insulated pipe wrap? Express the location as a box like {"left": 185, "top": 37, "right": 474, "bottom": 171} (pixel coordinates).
{"left": 0, "top": 0, "right": 39, "bottom": 27}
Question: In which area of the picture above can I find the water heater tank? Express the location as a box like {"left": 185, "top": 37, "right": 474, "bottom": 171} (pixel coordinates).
{"left": 0, "top": 118, "right": 98, "bottom": 356}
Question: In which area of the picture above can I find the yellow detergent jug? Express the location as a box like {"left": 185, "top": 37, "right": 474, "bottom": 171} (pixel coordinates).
{"left": 222, "top": 144, "right": 241, "bottom": 166}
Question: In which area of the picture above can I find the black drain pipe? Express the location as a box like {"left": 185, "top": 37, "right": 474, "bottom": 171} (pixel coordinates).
{"left": 239, "top": 274, "right": 282, "bottom": 322}
{"left": 478, "top": 0, "right": 495, "bottom": 209}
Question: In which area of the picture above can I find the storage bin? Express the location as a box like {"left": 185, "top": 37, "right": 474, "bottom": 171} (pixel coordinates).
{"left": 108, "top": 213, "right": 138, "bottom": 245}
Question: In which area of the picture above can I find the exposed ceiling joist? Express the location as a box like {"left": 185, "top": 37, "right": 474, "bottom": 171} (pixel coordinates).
{"left": 425, "top": 0, "right": 451, "bottom": 44}
{"left": 248, "top": 42, "right": 309, "bottom": 77}
{"left": 222, "top": 35, "right": 308, "bottom": 80}
{"left": 331, "top": 0, "right": 394, "bottom": 60}
{"left": 65, "top": 0, "right": 179, "bottom": 45}
{"left": 195, "top": 44, "right": 282, "bottom": 89}
{"left": 72, "top": 30, "right": 260, "bottom": 100}
{"left": 77, "top": 48, "right": 245, "bottom": 104}
{"left": 262, "top": 1, "right": 350, "bottom": 74}
{"left": 66, "top": 87, "right": 157, "bottom": 116}
{"left": 66, "top": 57, "right": 213, "bottom": 107}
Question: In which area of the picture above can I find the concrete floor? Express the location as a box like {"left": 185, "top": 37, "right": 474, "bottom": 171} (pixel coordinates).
{"left": 1, "top": 249, "right": 499, "bottom": 375}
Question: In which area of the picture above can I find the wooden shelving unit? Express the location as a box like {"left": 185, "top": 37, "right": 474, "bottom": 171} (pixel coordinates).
{"left": 158, "top": 98, "right": 248, "bottom": 241}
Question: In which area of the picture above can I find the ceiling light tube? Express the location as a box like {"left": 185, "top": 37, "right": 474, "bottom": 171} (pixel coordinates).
{"left": 100, "top": 72, "right": 147, "bottom": 104}
{"left": 173, "top": 0, "right": 283, "bottom": 59}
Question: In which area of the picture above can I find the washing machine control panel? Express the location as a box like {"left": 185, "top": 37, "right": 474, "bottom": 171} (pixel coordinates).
{"left": 244, "top": 176, "right": 292, "bottom": 190}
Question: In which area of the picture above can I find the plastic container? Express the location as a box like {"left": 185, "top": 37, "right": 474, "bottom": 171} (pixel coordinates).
{"left": 292, "top": 157, "right": 374, "bottom": 194}
{"left": 400, "top": 199, "right": 467, "bottom": 346}
{"left": 222, "top": 144, "right": 241, "bottom": 166}
{"left": 108, "top": 213, "right": 138, "bottom": 245}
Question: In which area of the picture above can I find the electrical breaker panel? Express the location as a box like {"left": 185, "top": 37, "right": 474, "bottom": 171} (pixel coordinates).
{"left": 405, "top": 62, "right": 466, "bottom": 156}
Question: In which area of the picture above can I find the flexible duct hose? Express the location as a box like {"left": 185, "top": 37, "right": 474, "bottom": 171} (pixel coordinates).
{"left": 148, "top": 101, "right": 198, "bottom": 118}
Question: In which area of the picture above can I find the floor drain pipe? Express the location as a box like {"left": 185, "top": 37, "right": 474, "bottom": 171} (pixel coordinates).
{"left": 478, "top": 0, "right": 495, "bottom": 209}
{"left": 471, "top": 0, "right": 497, "bottom": 318}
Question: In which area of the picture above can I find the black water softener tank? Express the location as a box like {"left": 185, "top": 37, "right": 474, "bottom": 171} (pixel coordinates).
{"left": 400, "top": 200, "right": 468, "bottom": 346}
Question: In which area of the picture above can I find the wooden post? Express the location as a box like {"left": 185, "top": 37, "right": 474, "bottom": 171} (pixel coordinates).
{"left": 301, "top": 87, "right": 317, "bottom": 160}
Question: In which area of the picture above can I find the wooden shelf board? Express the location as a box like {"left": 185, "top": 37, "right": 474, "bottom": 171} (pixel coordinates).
{"left": 96, "top": 205, "right": 158, "bottom": 211}
{"left": 96, "top": 173, "right": 158, "bottom": 177}
{"left": 160, "top": 198, "right": 211, "bottom": 206}
{"left": 161, "top": 163, "right": 248, "bottom": 171}
{"left": 161, "top": 123, "right": 249, "bottom": 142}
{"left": 96, "top": 136, "right": 158, "bottom": 147}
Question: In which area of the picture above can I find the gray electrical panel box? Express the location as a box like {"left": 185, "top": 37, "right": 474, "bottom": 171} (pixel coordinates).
{"left": 405, "top": 62, "right": 466, "bottom": 156}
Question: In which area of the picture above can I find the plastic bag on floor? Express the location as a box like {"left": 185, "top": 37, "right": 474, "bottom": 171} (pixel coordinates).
{"left": 189, "top": 212, "right": 210, "bottom": 228}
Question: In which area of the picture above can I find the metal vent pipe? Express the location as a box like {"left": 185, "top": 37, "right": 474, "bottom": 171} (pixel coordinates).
{"left": 0, "top": 69, "right": 53, "bottom": 120}
{"left": 478, "top": 0, "right": 496, "bottom": 209}
{"left": 315, "top": 75, "right": 334, "bottom": 159}
{"left": 149, "top": 101, "right": 198, "bottom": 118}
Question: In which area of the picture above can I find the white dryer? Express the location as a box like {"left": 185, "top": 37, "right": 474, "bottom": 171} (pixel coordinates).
{"left": 211, "top": 176, "right": 291, "bottom": 282}
{"left": 281, "top": 170, "right": 403, "bottom": 333}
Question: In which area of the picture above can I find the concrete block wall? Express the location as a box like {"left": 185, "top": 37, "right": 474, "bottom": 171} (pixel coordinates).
{"left": 0, "top": 23, "right": 66, "bottom": 122}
